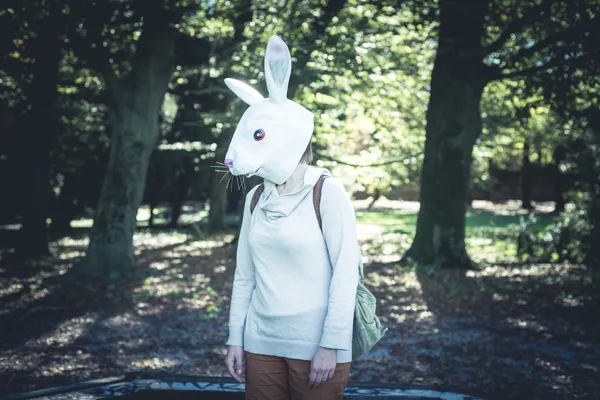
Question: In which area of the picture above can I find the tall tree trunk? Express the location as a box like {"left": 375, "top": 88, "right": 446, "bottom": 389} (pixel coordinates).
{"left": 168, "top": 159, "right": 193, "bottom": 228}
{"left": 17, "top": 11, "right": 62, "bottom": 260}
{"left": 552, "top": 144, "right": 567, "bottom": 214}
{"left": 148, "top": 198, "right": 158, "bottom": 228}
{"left": 585, "top": 108, "right": 600, "bottom": 270}
{"left": 404, "top": 0, "right": 490, "bottom": 269}
{"left": 51, "top": 172, "right": 83, "bottom": 233}
{"left": 587, "top": 179, "right": 600, "bottom": 269}
{"left": 521, "top": 141, "right": 533, "bottom": 211}
{"left": 146, "top": 161, "right": 159, "bottom": 229}
{"left": 74, "top": 16, "right": 175, "bottom": 280}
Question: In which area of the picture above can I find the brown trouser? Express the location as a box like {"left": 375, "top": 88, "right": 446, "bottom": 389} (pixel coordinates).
{"left": 244, "top": 351, "right": 351, "bottom": 400}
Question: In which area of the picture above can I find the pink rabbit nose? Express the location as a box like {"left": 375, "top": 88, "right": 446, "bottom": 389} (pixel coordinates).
{"left": 223, "top": 158, "right": 233, "bottom": 167}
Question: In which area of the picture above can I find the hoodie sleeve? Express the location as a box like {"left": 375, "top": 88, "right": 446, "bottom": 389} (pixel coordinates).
{"left": 318, "top": 178, "right": 360, "bottom": 351}
{"left": 225, "top": 186, "right": 258, "bottom": 347}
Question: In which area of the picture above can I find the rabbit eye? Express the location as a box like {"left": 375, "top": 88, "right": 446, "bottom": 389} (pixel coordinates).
{"left": 253, "top": 129, "right": 266, "bottom": 142}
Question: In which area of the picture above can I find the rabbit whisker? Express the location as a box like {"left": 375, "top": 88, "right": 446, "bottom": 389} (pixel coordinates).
{"left": 219, "top": 172, "right": 230, "bottom": 184}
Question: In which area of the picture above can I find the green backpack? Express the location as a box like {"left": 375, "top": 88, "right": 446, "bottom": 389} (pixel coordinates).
{"left": 250, "top": 175, "right": 387, "bottom": 359}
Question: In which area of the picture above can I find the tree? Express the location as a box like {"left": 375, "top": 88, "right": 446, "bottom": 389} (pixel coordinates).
{"left": 18, "top": 8, "right": 64, "bottom": 259}
{"left": 0, "top": 3, "right": 65, "bottom": 260}
{"left": 308, "top": 2, "right": 434, "bottom": 199}
{"left": 67, "top": 0, "right": 180, "bottom": 279}
{"left": 585, "top": 108, "right": 600, "bottom": 269}
{"left": 403, "top": 0, "right": 490, "bottom": 268}
{"left": 404, "top": 0, "right": 598, "bottom": 268}
{"left": 531, "top": 27, "right": 600, "bottom": 267}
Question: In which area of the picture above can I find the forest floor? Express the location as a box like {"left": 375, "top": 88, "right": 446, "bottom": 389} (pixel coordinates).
{"left": 1, "top": 200, "right": 599, "bottom": 400}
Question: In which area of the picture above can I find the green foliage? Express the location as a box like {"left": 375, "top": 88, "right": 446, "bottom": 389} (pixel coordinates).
{"left": 474, "top": 0, "right": 599, "bottom": 192}
{"left": 168, "top": 0, "right": 437, "bottom": 199}
{"left": 516, "top": 116, "right": 600, "bottom": 266}
{"left": 1, "top": 0, "right": 598, "bottom": 268}
{"left": 4, "top": 0, "right": 592, "bottom": 204}
{"left": 303, "top": 2, "right": 436, "bottom": 196}
{"left": 517, "top": 196, "right": 592, "bottom": 263}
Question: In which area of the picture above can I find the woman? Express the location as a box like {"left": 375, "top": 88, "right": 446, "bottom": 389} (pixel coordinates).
{"left": 221, "top": 36, "right": 360, "bottom": 400}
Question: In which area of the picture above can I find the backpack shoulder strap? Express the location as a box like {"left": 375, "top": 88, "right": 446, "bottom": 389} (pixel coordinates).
{"left": 250, "top": 183, "right": 265, "bottom": 214}
{"left": 312, "top": 175, "right": 329, "bottom": 231}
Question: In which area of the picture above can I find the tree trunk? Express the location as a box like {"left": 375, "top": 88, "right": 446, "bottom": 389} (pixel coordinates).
{"left": 145, "top": 152, "right": 161, "bottom": 228}
{"left": 82, "top": 106, "right": 163, "bottom": 276}
{"left": 585, "top": 108, "right": 600, "bottom": 270}
{"left": 148, "top": 199, "right": 157, "bottom": 228}
{"left": 75, "top": 18, "right": 175, "bottom": 280}
{"left": 367, "top": 189, "right": 382, "bottom": 210}
{"left": 552, "top": 144, "right": 567, "bottom": 214}
{"left": 587, "top": 180, "right": 600, "bottom": 269}
{"left": 51, "top": 172, "right": 83, "bottom": 233}
{"left": 403, "top": 0, "right": 490, "bottom": 269}
{"left": 19, "top": 158, "right": 55, "bottom": 257}
{"left": 521, "top": 141, "right": 533, "bottom": 211}
{"left": 168, "top": 202, "right": 181, "bottom": 228}
{"left": 168, "top": 163, "right": 192, "bottom": 228}
{"left": 17, "top": 11, "right": 62, "bottom": 259}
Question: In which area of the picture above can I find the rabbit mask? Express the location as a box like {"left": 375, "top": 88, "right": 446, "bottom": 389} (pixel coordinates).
{"left": 223, "top": 36, "right": 314, "bottom": 185}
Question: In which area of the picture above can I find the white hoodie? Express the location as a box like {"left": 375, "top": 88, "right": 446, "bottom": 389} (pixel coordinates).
{"left": 226, "top": 166, "right": 360, "bottom": 362}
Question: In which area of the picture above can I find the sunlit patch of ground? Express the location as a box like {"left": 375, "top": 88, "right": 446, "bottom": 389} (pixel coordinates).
{"left": 355, "top": 201, "right": 555, "bottom": 265}
{"left": 355, "top": 198, "right": 555, "bottom": 215}
{"left": 69, "top": 203, "right": 209, "bottom": 229}
{"left": 356, "top": 262, "right": 600, "bottom": 399}
{"left": 1, "top": 201, "right": 599, "bottom": 399}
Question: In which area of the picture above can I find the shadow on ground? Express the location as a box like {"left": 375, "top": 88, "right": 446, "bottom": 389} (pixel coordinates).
{"left": 0, "top": 227, "right": 235, "bottom": 397}
{"left": 1, "top": 206, "right": 599, "bottom": 400}
{"left": 362, "top": 261, "right": 600, "bottom": 400}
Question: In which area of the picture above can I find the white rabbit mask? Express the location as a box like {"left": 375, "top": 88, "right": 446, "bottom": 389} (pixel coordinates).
{"left": 223, "top": 36, "right": 314, "bottom": 185}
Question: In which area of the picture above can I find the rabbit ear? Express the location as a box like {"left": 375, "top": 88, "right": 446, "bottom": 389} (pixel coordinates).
{"left": 224, "top": 78, "right": 265, "bottom": 106}
{"left": 264, "top": 36, "right": 291, "bottom": 104}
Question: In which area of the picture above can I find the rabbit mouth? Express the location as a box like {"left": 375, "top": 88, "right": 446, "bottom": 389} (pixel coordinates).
{"left": 245, "top": 167, "right": 260, "bottom": 178}
{"left": 229, "top": 165, "right": 259, "bottom": 177}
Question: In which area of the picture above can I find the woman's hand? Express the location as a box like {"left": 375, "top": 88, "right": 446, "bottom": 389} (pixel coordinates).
{"left": 309, "top": 347, "right": 337, "bottom": 388}
{"left": 225, "top": 345, "right": 246, "bottom": 383}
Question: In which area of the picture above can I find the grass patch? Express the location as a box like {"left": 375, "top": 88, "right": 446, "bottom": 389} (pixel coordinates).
{"left": 357, "top": 210, "right": 417, "bottom": 235}
{"left": 356, "top": 207, "right": 556, "bottom": 263}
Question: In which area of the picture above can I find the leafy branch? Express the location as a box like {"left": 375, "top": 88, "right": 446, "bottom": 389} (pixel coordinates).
{"left": 317, "top": 151, "right": 423, "bottom": 168}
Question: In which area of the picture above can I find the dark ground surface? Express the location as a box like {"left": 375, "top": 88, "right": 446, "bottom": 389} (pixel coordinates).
{"left": 1, "top": 206, "right": 599, "bottom": 400}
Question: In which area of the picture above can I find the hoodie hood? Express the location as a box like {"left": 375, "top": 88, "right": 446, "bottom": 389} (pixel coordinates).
{"left": 257, "top": 166, "right": 332, "bottom": 221}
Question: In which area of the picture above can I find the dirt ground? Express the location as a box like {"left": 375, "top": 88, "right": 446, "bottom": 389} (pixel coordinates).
{"left": 1, "top": 203, "right": 599, "bottom": 400}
